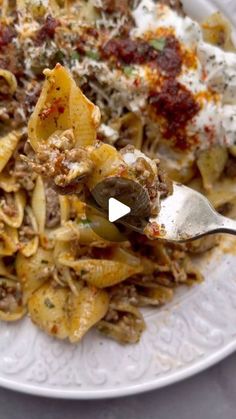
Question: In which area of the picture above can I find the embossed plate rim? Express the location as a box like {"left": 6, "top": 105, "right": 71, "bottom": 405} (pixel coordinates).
{"left": 0, "top": 337, "right": 236, "bottom": 399}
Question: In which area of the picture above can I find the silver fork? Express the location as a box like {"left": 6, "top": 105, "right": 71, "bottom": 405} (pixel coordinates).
{"left": 146, "top": 182, "right": 236, "bottom": 242}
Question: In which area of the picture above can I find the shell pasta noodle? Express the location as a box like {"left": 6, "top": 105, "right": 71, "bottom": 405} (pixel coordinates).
{"left": 0, "top": 0, "right": 234, "bottom": 344}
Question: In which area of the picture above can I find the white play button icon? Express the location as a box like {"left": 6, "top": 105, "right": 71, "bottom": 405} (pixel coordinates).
{"left": 108, "top": 198, "right": 131, "bottom": 223}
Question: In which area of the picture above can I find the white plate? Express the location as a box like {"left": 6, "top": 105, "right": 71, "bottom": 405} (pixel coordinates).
{"left": 1, "top": 0, "right": 236, "bottom": 399}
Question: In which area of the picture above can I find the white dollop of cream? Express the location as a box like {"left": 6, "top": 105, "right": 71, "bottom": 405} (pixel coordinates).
{"left": 131, "top": 0, "right": 202, "bottom": 47}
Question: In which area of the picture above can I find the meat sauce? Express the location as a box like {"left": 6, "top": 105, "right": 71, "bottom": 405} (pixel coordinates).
{"left": 100, "top": 35, "right": 182, "bottom": 77}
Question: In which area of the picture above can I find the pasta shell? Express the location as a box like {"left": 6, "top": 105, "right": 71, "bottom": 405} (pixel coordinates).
{"left": 28, "top": 64, "right": 100, "bottom": 151}
{"left": 28, "top": 282, "right": 69, "bottom": 340}
{"left": 112, "top": 247, "right": 142, "bottom": 266}
{"left": 229, "top": 145, "right": 236, "bottom": 157}
{"left": 70, "top": 196, "right": 86, "bottom": 216}
{"left": 52, "top": 222, "right": 80, "bottom": 242}
{"left": 0, "top": 225, "right": 18, "bottom": 256}
{"left": 68, "top": 286, "right": 109, "bottom": 343}
{"left": 0, "top": 69, "right": 17, "bottom": 95}
{"left": 189, "top": 177, "right": 236, "bottom": 208}
{"left": 59, "top": 195, "right": 70, "bottom": 223}
{"left": 16, "top": 248, "right": 54, "bottom": 302}
{"left": 31, "top": 176, "right": 57, "bottom": 249}
{"left": 0, "top": 131, "right": 20, "bottom": 174}
{"left": 0, "top": 258, "right": 16, "bottom": 279}
{"left": 19, "top": 206, "right": 39, "bottom": 257}
{"left": 60, "top": 259, "right": 143, "bottom": 288}
{"left": 87, "top": 143, "right": 126, "bottom": 190}
{"left": 0, "top": 277, "right": 26, "bottom": 321}
{"left": 31, "top": 175, "right": 46, "bottom": 235}
{"left": 202, "top": 12, "right": 236, "bottom": 52}
{"left": 0, "top": 191, "right": 26, "bottom": 228}
{"left": 1, "top": 0, "right": 8, "bottom": 16}
{"left": 134, "top": 283, "right": 173, "bottom": 306}
{"left": 53, "top": 241, "right": 76, "bottom": 266}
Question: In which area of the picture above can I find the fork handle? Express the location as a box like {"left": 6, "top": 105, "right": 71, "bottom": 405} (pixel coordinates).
{"left": 215, "top": 214, "right": 236, "bottom": 235}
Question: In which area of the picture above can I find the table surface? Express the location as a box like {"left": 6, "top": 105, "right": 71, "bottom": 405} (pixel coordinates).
{"left": 0, "top": 351, "right": 235, "bottom": 419}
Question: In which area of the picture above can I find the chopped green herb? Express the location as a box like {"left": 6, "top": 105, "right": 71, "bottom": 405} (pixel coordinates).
{"left": 85, "top": 50, "right": 100, "bottom": 61}
{"left": 149, "top": 38, "right": 166, "bottom": 51}
{"left": 71, "top": 51, "right": 80, "bottom": 61}
{"left": 44, "top": 298, "right": 55, "bottom": 309}
{"left": 123, "top": 66, "right": 135, "bottom": 77}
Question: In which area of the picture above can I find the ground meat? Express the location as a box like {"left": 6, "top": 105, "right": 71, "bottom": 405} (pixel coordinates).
{"left": 0, "top": 44, "right": 24, "bottom": 79}
{"left": 0, "top": 193, "right": 17, "bottom": 217}
{"left": 134, "top": 157, "right": 155, "bottom": 182}
{"left": 36, "top": 15, "right": 61, "bottom": 45}
{"left": 109, "top": 283, "right": 139, "bottom": 305}
{"left": 0, "top": 24, "right": 16, "bottom": 50}
{"left": 0, "top": 282, "right": 22, "bottom": 312}
{"left": 15, "top": 84, "right": 41, "bottom": 118}
{"left": 100, "top": 35, "right": 182, "bottom": 77}
{"left": 11, "top": 155, "right": 37, "bottom": 191}
{"left": 45, "top": 182, "right": 61, "bottom": 228}
{"left": 0, "top": 293, "right": 18, "bottom": 311}
{"left": 26, "top": 131, "right": 94, "bottom": 194}
{"left": 148, "top": 78, "right": 200, "bottom": 150}
{"left": 157, "top": 167, "right": 173, "bottom": 198}
{"left": 19, "top": 225, "right": 36, "bottom": 243}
